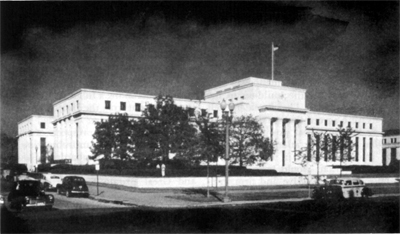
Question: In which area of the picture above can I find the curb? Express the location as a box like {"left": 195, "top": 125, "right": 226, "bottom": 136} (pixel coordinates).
{"left": 88, "top": 193, "right": 400, "bottom": 208}
{"left": 88, "top": 195, "right": 313, "bottom": 208}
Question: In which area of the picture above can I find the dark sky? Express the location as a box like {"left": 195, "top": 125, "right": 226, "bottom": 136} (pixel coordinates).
{"left": 1, "top": 1, "right": 399, "bottom": 137}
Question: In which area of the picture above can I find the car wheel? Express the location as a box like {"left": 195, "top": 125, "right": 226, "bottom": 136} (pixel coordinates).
{"left": 66, "top": 190, "right": 71, "bottom": 197}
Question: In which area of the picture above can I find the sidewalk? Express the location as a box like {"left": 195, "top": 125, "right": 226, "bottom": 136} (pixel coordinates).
{"left": 86, "top": 182, "right": 400, "bottom": 208}
{"left": 86, "top": 182, "right": 313, "bottom": 208}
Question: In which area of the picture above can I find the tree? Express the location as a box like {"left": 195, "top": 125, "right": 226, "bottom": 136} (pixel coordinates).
{"left": 230, "top": 115, "right": 275, "bottom": 167}
{"left": 190, "top": 109, "right": 225, "bottom": 197}
{"left": 1, "top": 133, "right": 18, "bottom": 166}
{"left": 90, "top": 113, "right": 133, "bottom": 161}
{"left": 294, "top": 126, "right": 357, "bottom": 183}
{"left": 138, "top": 95, "right": 197, "bottom": 162}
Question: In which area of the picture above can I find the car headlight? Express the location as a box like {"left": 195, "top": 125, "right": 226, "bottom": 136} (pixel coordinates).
{"left": 0, "top": 195, "right": 4, "bottom": 204}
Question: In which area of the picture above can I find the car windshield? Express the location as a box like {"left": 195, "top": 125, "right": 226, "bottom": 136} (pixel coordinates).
{"left": 50, "top": 176, "right": 60, "bottom": 179}
{"left": 329, "top": 180, "right": 344, "bottom": 185}
{"left": 16, "top": 181, "right": 41, "bottom": 193}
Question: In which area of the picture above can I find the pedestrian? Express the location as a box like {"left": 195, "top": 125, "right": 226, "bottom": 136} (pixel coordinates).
{"left": 161, "top": 163, "right": 166, "bottom": 177}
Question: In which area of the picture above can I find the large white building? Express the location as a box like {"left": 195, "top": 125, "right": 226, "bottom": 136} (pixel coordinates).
{"left": 18, "top": 77, "right": 384, "bottom": 174}
{"left": 382, "top": 129, "right": 400, "bottom": 166}
{"left": 17, "top": 115, "right": 54, "bottom": 171}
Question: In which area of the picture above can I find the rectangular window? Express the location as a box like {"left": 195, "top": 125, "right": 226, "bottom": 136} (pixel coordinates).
{"left": 105, "top": 100, "right": 111, "bottom": 110}
{"left": 355, "top": 137, "right": 359, "bottom": 161}
{"left": 332, "top": 120, "right": 336, "bottom": 127}
{"left": 332, "top": 136, "right": 337, "bottom": 162}
{"left": 40, "top": 122, "right": 45, "bottom": 129}
{"left": 40, "top": 138, "right": 46, "bottom": 164}
{"left": 363, "top": 123, "right": 365, "bottom": 129}
{"left": 324, "top": 135, "right": 328, "bottom": 161}
{"left": 234, "top": 98, "right": 238, "bottom": 101}
{"left": 241, "top": 96, "right": 244, "bottom": 100}
{"left": 307, "top": 118, "right": 311, "bottom": 125}
{"left": 340, "top": 136, "right": 344, "bottom": 162}
{"left": 76, "top": 123, "right": 79, "bottom": 159}
{"left": 282, "top": 121, "right": 286, "bottom": 145}
{"left": 201, "top": 109, "right": 207, "bottom": 117}
{"left": 383, "top": 139, "right": 386, "bottom": 144}
{"left": 316, "top": 119, "right": 320, "bottom": 126}
{"left": 348, "top": 122, "right": 351, "bottom": 127}
{"left": 213, "top": 110, "right": 218, "bottom": 118}
{"left": 316, "top": 135, "right": 320, "bottom": 162}
{"left": 356, "top": 122, "right": 358, "bottom": 128}
{"left": 76, "top": 100, "right": 79, "bottom": 110}
{"left": 71, "top": 103, "right": 74, "bottom": 112}
{"left": 369, "top": 138, "right": 373, "bottom": 162}
{"left": 395, "top": 138, "right": 397, "bottom": 143}
{"left": 62, "top": 107, "right": 64, "bottom": 115}
{"left": 363, "top": 137, "right": 366, "bottom": 162}
{"left": 324, "top": 120, "right": 327, "bottom": 126}
{"left": 120, "top": 102, "right": 126, "bottom": 111}
{"left": 370, "top": 123, "right": 373, "bottom": 129}
{"left": 282, "top": 151, "right": 285, "bottom": 167}
{"left": 135, "top": 103, "right": 141, "bottom": 112}
{"left": 348, "top": 137, "right": 352, "bottom": 161}
{"left": 307, "top": 134, "right": 311, "bottom": 161}
{"left": 57, "top": 110, "right": 59, "bottom": 117}
{"left": 66, "top": 106, "right": 69, "bottom": 114}
{"left": 340, "top": 121, "right": 343, "bottom": 127}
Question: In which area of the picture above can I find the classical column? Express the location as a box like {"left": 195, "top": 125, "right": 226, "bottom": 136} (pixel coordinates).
{"left": 273, "top": 118, "right": 283, "bottom": 167}
{"left": 296, "top": 120, "right": 307, "bottom": 151}
{"left": 259, "top": 117, "right": 271, "bottom": 140}
{"left": 285, "top": 119, "right": 295, "bottom": 165}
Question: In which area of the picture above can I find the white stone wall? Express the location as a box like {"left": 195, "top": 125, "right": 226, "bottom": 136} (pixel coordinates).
{"left": 17, "top": 115, "right": 54, "bottom": 170}
{"left": 20, "top": 77, "right": 385, "bottom": 174}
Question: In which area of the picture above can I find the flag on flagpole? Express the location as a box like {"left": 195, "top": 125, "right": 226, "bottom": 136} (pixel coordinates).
{"left": 273, "top": 45, "right": 279, "bottom": 51}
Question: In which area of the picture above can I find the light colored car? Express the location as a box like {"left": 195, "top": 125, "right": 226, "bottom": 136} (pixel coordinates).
{"left": 312, "top": 177, "right": 373, "bottom": 200}
{"left": 41, "top": 174, "right": 62, "bottom": 191}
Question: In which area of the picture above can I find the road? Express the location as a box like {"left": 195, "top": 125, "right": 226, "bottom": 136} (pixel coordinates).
{"left": 2, "top": 195, "right": 399, "bottom": 233}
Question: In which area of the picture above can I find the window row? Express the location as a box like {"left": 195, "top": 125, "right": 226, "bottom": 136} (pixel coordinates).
{"left": 104, "top": 100, "right": 142, "bottom": 112}
{"left": 307, "top": 118, "right": 373, "bottom": 130}
{"left": 228, "top": 96, "right": 245, "bottom": 102}
{"left": 383, "top": 138, "right": 398, "bottom": 144}
{"left": 57, "top": 100, "right": 79, "bottom": 117}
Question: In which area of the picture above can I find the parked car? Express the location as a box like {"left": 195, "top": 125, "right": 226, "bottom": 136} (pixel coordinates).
{"left": 312, "top": 177, "right": 373, "bottom": 200}
{"left": 3, "top": 164, "right": 28, "bottom": 181}
{"left": 40, "top": 174, "right": 62, "bottom": 191}
{"left": 56, "top": 176, "right": 89, "bottom": 198}
{"left": 7, "top": 180, "right": 54, "bottom": 211}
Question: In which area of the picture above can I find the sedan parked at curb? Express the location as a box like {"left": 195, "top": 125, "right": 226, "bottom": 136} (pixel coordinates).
{"left": 312, "top": 177, "right": 373, "bottom": 200}
{"left": 7, "top": 180, "right": 54, "bottom": 211}
{"left": 57, "top": 176, "right": 89, "bottom": 198}
{"left": 41, "top": 174, "right": 62, "bottom": 191}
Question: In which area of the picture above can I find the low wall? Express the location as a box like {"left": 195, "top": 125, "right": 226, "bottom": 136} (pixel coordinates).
{"left": 54, "top": 174, "right": 400, "bottom": 188}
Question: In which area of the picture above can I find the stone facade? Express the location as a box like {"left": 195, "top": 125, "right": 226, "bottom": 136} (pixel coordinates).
{"left": 17, "top": 115, "right": 54, "bottom": 171}
{"left": 382, "top": 129, "right": 400, "bottom": 166}
{"left": 18, "top": 77, "right": 384, "bottom": 174}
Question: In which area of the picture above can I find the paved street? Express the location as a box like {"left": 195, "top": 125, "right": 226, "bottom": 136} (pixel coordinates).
{"left": 2, "top": 196, "right": 399, "bottom": 233}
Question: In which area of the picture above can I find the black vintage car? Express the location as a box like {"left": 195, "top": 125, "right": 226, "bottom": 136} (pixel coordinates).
{"left": 56, "top": 176, "right": 89, "bottom": 198}
{"left": 8, "top": 180, "right": 54, "bottom": 211}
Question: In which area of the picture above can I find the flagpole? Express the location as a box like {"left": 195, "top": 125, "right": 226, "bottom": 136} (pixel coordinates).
{"left": 271, "top": 42, "right": 274, "bottom": 81}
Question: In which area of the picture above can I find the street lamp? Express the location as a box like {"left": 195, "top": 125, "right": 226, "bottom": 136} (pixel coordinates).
{"left": 220, "top": 99, "right": 235, "bottom": 203}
